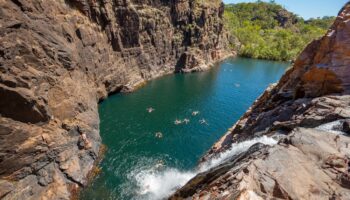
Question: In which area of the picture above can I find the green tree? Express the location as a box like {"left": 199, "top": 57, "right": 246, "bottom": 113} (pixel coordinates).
{"left": 224, "top": 1, "right": 335, "bottom": 61}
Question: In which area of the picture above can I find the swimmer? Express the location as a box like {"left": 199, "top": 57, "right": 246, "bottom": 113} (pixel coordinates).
{"left": 147, "top": 107, "right": 155, "bottom": 113}
{"left": 174, "top": 119, "right": 182, "bottom": 125}
{"left": 199, "top": 118, "right": 208, "bottom": 125}
{"left": 183, "top": 118, "right": 190, "bottom": 124}
{"left": 155, "top": 132, "right": 163, "bottom": 138}
{"left": 192, "top": 111, "right": 200, "bottom": 116}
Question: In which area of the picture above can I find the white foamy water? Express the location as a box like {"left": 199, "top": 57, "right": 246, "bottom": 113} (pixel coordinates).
{"left": 198, "top": 136, "right": 277, "bottom": 172}
{"left": 132, "top": 168, "right": 196, "bottom": 200}
{"left": 316, "top": 120, "right": 345, "bottom": 135}
{"left": 128, "top": 136, "right": 277, "bottom": 200}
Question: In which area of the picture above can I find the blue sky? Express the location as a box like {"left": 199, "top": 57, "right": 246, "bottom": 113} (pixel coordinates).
{"left": 223, "top": 0, "right": 349, "bottom": 19}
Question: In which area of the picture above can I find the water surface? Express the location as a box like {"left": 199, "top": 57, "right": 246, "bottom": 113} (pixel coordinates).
{"left": 81, "top": 57, "right": 289, "bottom": 200}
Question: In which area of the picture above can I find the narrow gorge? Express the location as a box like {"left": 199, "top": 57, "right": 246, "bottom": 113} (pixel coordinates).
{"left": 172, "top": 2, "right": 350, "bottom": 199}
{"left": 80, "top": 58, "right": 289, "bottom": 199}
{"left": 1, "top": 0, "right": 350, "bottom": 200}
{"left": 0, "top": 0, "right": 232, "bottom": 199}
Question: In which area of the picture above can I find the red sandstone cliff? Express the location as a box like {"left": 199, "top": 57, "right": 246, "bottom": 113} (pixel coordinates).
{"left": 171, "top": 2, "right": 350, "bottom": 200}
{"left": 0, "top": 0, "right": 232, "bottom": 199}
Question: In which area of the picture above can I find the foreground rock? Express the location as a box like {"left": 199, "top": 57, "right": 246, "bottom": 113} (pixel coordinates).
{"left": 0, "top": 0, "right": 232, "bottom": 199}
{"left": 172, "top": 128, "right": 350, "bottom": 200}
{"left": 172, "top": 2, "right": 350, "bottom": 199}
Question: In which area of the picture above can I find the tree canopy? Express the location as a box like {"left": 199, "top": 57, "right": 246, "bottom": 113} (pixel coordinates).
{"left": 224, "top": 1, "right": 336, "bottom": 61}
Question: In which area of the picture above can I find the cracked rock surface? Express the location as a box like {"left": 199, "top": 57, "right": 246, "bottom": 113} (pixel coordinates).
{"left": 172, "top": 3, "right": 350, "bottom": 200}
{"left": 0, "top": 0, "right": 232, "bottom": 199}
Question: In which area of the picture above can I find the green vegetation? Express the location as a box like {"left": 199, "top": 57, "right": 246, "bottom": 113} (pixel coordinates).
{"left": 224, "top": 1, "right": 336, "bottom": 61}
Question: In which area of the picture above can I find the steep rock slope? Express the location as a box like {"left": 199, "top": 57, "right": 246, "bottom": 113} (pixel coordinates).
{"left": 172, "top": 2, "right": 350, "bottom": 200}
{"left": 0, "top": 0, "right": 231, "bottom": 199}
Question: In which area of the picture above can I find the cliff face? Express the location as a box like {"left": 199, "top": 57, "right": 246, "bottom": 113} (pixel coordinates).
{"left": 0, "top": 0, "right": 231, "bottom": 199}
{"left": 172, "top": 3, "right": 350, "bottom": 200}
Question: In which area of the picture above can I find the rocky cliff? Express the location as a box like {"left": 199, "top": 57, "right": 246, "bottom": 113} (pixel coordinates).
{"left": 172, "top": 2, "right": 350, "bottom": 200}
{"left": 0, "top": 0, "right": 232, "bottom": 199}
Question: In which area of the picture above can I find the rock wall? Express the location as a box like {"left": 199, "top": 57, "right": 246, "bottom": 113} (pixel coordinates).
{"left": 172, "top": 2, "right": 350, "bottom": 200}
{"left": 0, "top": 0, "right": 232, "bottom": 199}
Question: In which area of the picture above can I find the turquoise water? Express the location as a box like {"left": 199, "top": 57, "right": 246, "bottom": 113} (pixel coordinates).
{"left": 81, "top": 57, "right": 289, "bottom": 200}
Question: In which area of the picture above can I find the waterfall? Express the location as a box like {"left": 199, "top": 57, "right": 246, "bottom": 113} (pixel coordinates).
{"left": 316, "top": 120, "right": 346, "bottom": 135}
{"left": 129, "top": 136, "right": 277, "bottom": 200}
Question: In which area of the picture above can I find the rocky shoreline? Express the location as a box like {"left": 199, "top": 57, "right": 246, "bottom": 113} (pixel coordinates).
{"left": 171, "top": 2, "right": 350, "bottom": 199}
{"left": 0, "top": 0, "right": 232, "bottom": 199}
{"left": 2, "top": 0, "right": 350, "bottom": 199}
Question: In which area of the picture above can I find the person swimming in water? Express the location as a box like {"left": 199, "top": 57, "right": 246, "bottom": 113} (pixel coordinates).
{"left": 155, "top": 132, "right": 163, "bottom": 138}
{"left": 199, "top": 118, "right": 208, "bottom": 125}
{"left": 183, "top": 118, "right": 190, "bottom": 124}
{"left": 147, "top": 107, "right": 155, "bottom": 113}
{"left": 174, "top": 119, "right": 182, "bottom": 125}
{"left": 192, "top": 111, "right": 200, "bottom": 116}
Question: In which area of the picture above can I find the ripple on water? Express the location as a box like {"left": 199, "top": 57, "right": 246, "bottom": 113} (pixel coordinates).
{"left": 81, "top": 58, "right": 290, "bottom": 200}
{"left": 126, "top": 136, "right": 277, "bottom": 200}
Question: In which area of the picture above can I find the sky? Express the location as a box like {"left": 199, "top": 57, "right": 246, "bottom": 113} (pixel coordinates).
{"left": 223, "top": 0, "right": 349, "bottom": 19}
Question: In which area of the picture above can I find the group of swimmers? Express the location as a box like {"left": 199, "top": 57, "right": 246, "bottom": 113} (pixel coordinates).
{"left": 146, "top": 108, "right": 209, "bottom": 139}
{"left": 174, "top": 118, "right": 207, "bottom": 125}
{"left": 147, "top": 107, "right": 207, "bottom": 126}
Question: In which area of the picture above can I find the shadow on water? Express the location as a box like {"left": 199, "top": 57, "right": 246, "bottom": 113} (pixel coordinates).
{"left": 80, "top": 57, "right": 289, "bottom": 200}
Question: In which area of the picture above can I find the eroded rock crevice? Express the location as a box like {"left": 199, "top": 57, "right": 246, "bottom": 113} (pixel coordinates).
{"left": 173, "top": 3, "right": 350, "bottom": 200}
{"left": 0, "top": 0, "right": 232, "bottom": 199}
